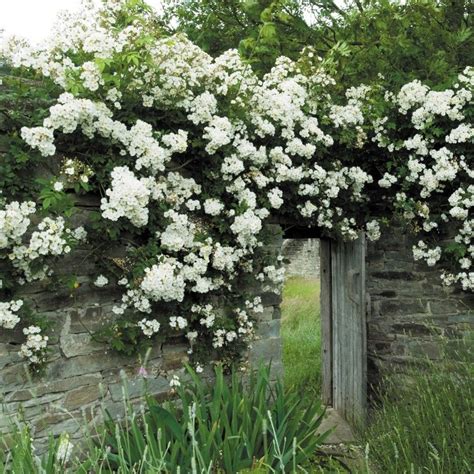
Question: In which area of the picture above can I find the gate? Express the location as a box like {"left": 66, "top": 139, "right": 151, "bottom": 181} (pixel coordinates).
{"left": 321, "top": 234, "right": 367, "bottom": 427}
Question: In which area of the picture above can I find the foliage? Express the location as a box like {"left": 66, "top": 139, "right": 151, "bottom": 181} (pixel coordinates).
{"left": 77, "top": 365, "right": 329, "bottom": 472}
{"left": 282, "top": 276, "right": 322, "bottom": 399}
{"left": 1, "top": 366, "right": 332, "bottom": 473}
{"left": 0, "top": 69, "right": 59, "bottom": 199}
{"left": 165, "top": 0, "right": 329, "bottom": 74}
{"left": 0, "top": 0, "right": 472, "bottom": 370}
{"left": 0, "top": 427, "right": 72, "bottom": 474}
{"left": 167, "top": 0, "right": 474, "bottom": 88}
{"left": 363, "top": 342, "right": 474, "bottom": 473}
{"left": 330, "top": 0, "right": 474, "bottom": 90}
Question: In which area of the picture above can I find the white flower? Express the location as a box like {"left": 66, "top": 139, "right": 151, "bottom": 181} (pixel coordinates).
{"left": 138, "top": 318, "right": 161, "bottom": 337}
{"left": 446, "top": 124, "right": 474, "bottom": 144}
{"left": 203, "top": 116, "right": 234, "bottom": 154}
{"left": 413, "top": 241, "right": 442, "bottom": 267}
{"left": 0, "top": 299, "right": 23, "bottom": 329}
{"left": 56, "top": 434, "right": 73, "bottom": 464}
{"left": 170, "top": 375, "right": 181, "bottom": 388}
{"left": 140, "top": 258, "right": 185, "bottom": 303}
{"left": 9, "top": 217, "right": 79, "bottom": 282}
{"left": 101, "top": 166, "right": 151, "bottom": 227}
{"left": 378, "top": 173, "right": 397, "bottom": 189}
{"left": 0, "top": 200, "right": 36, "bottom": 249}
{"left": 230, "top": 210, "right": 262, "bottom": 247}
{"left": 366, "top": 220, "right": 381, "bottom": 241}
{"left": 94, "top": 275, "right": 109, "bottom": 287}
{"left": 53, "top": 181, "right": 64, "bottom": 192}
{"left": 268, "top": 188, "right": 283, "bottom": 209}
{"left": 19, "top": 325, "right": 48, "bottom": 364}
{"left": 169, "top": 316, "right": 188, "bottom": 329}
{"left": 203, "top": 199, "right": 224, "bottom": 216}
{"left": 80, "top": 61, "right": 103, "bottom": 91}
{"left": 330, "top": 104, "right": 364, "bottom": 128}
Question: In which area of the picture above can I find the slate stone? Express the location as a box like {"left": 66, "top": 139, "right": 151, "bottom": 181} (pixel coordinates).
{"left": 60, "top": 333, "right": 103, "bottom": 358}
{"left": 109, "top": 375, "right": 169, "bottom": 402}
{"left": 64, "top": 384, "right": 101, "bottom": 410}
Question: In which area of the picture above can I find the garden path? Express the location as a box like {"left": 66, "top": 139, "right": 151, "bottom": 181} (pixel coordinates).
{"left": 318, "top": 408, "right": 355, "bottom": 444}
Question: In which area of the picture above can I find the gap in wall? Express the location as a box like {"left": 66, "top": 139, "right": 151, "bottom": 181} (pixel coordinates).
{"left": 281, "top": 238, "right": 321, "bottom": 402}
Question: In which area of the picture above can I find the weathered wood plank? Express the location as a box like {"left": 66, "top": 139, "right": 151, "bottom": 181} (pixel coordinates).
{"left": 330, "top": 234, "right": 367, "bottom": 427}
{"left": 334, "top": 242, "right": 340, "bottom": 412}
{"left": 320, "top": 239, "right": 333, "bottom": 405}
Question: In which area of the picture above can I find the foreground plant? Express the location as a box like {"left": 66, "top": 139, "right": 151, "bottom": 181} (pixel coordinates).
{"left": 0, "top": 427, "right": 73, "bottom": 474}
{"left": 76, "top": 365, "right": 330, "bottom": 472}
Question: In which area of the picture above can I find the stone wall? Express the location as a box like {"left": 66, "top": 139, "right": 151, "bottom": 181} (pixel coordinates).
{"left": 282, "top": 239, "right": 320, "bottom": 279}
{"left": 0, "top": 224, "right": 283, "bottom": 449}
{"left": 2, "top": 205, "right": 473, "bottom": 443}
{"left": 366, "top": 227, "right": 474, "bottom": 386}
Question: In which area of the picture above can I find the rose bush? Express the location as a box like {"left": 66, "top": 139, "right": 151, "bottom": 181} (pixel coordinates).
{"left": 0, "top": 0, "right": 472, "bottom": 371}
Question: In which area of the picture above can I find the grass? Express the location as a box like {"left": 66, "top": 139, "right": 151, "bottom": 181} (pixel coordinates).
{"left": 363, "top": 343, "right": 474, "bottom": 473}
{"left": 280, "top": 276, "right": 474, "bottom": 473}
{"left": 281, "top": 276, "right": 322, "bottom": 401}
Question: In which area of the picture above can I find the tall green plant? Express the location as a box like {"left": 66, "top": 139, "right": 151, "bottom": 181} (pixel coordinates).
{"left": 0, "top": 426, "right": 70, "bottom": 474}
{"left": 79, "top": 365, "right": 331, "bottom": 472}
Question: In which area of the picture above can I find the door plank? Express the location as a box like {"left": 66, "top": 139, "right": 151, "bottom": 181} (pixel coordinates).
{"left": 320, "top": 239, "right": 333, "bottom": 405}
{"left": 331, "top": 234, "right": 367, "bottom": 427}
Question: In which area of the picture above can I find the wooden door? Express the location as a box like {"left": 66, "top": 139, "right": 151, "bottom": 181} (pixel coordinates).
{"left": 321, "top": 235, "right": 367, "bottom": 427}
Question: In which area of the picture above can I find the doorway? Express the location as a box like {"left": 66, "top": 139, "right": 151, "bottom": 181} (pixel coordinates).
{"left": 281, "top": 238, "right": 322, "bottom": 402}
{"left": 281, "top": 231, "right": 367, "bottom": 427}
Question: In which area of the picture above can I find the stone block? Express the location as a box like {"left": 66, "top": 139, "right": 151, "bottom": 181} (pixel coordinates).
{"left": 428, "top": 299, "right": 474, "bottom": 315}
{"left": 256, "top": 319, "right": 281, "bottom": 339}
{"left": 64, "top": 384, "right": 102, "bottom": 410}
{"left": 0, "top": 328, "right": 25, "bottom": 344}
{"left": 261, "top": 292, "right": 282, "bottom": 306}
{"left": 109, "top": 375, "right": 169, "bottom": 402}
{"left": 369, "top": 270, "right": 423, "bottom": 281}
{"left": 0, "top": 363, "right": 30, "bottom": 387}
{"left": 0, "top": 344, "right": 22, "bottom": 369}
{"left": 162, "top": 343, "right": 188, "bottom": 370}
{"left": 4, "top": 374, "right": 103, "bottom": 401}
{"left": 379, "top": 299, "right": 427, "bottom": 317}
{"left": 34, "top": 412, "right": 71, "bottom": 433}
{"left": 448, "top": 313, "right": 474, "bottom": 324}
{"left": 257, "top": 306, "right": 275, "bottom": 323}
{"left": 35, "top": 416, "right": 81, "bottom": 437}
{"left": 391, "top": 322, "right": 438, "bottom": 337}
{"left": 407, "top": 341, "right": 442, "bottom": 360}
{"left": 60, "top": 333, "right": 103, "bottom": 358}
{"left": 45, "top": 352, "right": 131, "bottom": 379}
{"left": 249, "top": 337, "right": 282, "bottom": 366}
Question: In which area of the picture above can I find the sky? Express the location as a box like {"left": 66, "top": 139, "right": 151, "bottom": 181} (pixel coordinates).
{"left": 0, "top": 0, "right": 166, "bottom": 43}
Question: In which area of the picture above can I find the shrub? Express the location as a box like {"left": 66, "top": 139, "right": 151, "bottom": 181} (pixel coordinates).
{"left": 1, "top": 0, "right": 472, "bottom": 373}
